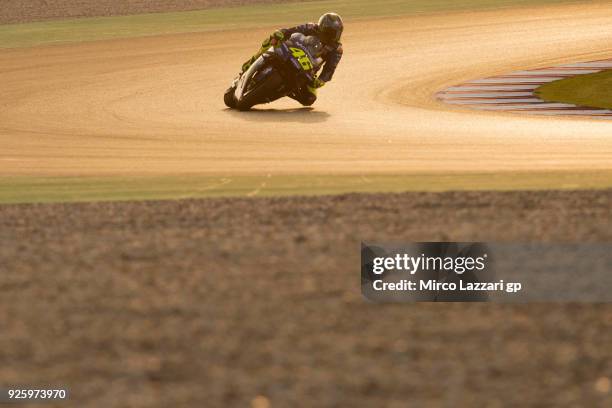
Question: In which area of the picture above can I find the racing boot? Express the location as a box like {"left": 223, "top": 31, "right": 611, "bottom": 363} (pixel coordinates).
{"left": 240, "top": 31, "right": 285, "bottom": 74}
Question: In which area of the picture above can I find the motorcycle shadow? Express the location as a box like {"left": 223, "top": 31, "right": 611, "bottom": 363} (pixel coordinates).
{"left": 224, "top": 107, "right": 330, "bottom": 123}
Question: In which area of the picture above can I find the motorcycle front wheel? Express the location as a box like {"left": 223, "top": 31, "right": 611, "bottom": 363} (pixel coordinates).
{"left": 235, "top": 68, "right": 285, "bottom": 111}
{"left": 224, "top": 86, "right": 237, "bottom": 109}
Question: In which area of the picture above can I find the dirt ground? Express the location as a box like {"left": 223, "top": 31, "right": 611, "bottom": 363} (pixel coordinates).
{"left": 1, "top": 189, "right": 611, "bottom": 407}
{"left": 0, "top": 0, "right": 309, "bottom": 24}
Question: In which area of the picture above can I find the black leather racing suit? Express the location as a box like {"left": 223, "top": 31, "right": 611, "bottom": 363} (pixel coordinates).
{"left": 242, "top": 23, "right": 343, "bottom": 106}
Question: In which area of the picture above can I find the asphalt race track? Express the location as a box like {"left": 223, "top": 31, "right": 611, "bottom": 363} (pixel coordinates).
{"left": 2, "top": 3, "right": 612, "bottom": 178}
{"left": 1, "top": 2, "right": 612, "bottom": 406}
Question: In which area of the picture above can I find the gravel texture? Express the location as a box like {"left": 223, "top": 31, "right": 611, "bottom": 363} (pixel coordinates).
{"left": 0, "top": 190, "right": 611, "bottom": 407}
{"left": 0, "top": 0, "right": 310, "bottom": 24}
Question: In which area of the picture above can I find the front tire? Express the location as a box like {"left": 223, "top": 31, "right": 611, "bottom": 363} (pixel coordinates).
{"left": 235, "top": 69, "right": 284, "bottom": 111}
{"left": 224, "top": 86, "right": 237, "bottom": 109}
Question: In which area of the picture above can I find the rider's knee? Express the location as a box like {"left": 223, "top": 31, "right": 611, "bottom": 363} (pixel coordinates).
{"left": 300, "top": 94, "right": 317, "bottom": 106}
{"left": 297, "top": 87, "right": 317, "bottom": 105}
{"left": 299, "top": 86, "right": 317, "bottom": 106}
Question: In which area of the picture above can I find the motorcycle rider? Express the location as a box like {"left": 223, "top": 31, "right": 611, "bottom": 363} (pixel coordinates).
{"left": 229, "top": 12, "right": 344, "bottom": 107}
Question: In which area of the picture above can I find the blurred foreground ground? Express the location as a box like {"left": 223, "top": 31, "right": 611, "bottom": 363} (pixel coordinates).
{"left": 0, "top": 190, "right": 611, "bottom": 407}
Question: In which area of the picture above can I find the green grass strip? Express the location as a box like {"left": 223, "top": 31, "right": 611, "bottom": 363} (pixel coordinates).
{"left": 535, "top": 69, "right": 612, "bottom": 109}
{"left": 0, "top": 0, "right": 588, "bottom": 48}
{"left": 1, "top": 171, "right": 611, "bottom": 204}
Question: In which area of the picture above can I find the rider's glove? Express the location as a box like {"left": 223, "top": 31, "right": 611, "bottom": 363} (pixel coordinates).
{"left": 270, "top": 30, "right": 285, "bottom": 47}
{"left": 312, "top": 77, "right": 326, "bottom": 89}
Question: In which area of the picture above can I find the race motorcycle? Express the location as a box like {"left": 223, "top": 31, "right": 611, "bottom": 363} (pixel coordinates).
{"left": 224, "top": 33, "right": 324, "bottom": 111}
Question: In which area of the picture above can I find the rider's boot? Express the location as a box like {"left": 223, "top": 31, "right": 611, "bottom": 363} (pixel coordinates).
{"left": 226, "top": 46, "right": 265, "bottom": 100}
{"left": 239, "top": 46, "right": 266, "bottom": 76}
{"left": 238, "top": 32, "right": 281, "bottom": 76}
{"left": 226, "top": 33, "right": 282, "bottom": 108}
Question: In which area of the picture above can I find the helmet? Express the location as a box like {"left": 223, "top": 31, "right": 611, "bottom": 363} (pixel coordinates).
{"left": 318, "top": 12, "right": 343, "bottom": 44}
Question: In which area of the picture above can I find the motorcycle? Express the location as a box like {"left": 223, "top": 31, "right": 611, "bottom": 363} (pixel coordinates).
{"left": 224, "top": 33, "right": 324, "bottom": 111}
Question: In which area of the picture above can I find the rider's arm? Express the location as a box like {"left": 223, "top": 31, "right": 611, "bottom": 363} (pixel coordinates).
{"left": 279, "top": 23, "right": 319, "bottom": 38}
{"left": 268, "top": 23, "right": 317, "bottom": 47}
{"left": 318, "top": 44, "right": 343, "bottom": 82}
